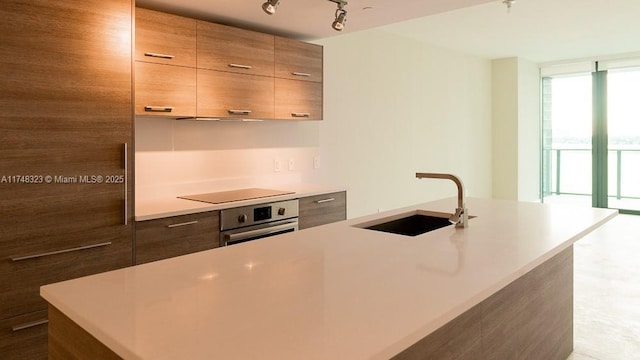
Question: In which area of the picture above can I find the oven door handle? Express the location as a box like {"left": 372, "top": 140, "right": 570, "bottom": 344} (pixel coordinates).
{"left": 224, "top": 221, "right": 298, "bottom": 245}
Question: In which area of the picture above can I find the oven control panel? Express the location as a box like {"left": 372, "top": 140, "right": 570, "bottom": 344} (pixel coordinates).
{"left": 220, "top": 199, "right": 299, "bottom": 230}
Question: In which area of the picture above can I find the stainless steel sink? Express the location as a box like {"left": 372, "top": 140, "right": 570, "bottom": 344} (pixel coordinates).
{"left": 354, "top": 210, "right": 474, "bottom": 237}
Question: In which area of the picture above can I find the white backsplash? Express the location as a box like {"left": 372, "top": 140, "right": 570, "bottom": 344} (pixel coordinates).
{"left": 135, "top": 117, "right": 322, "bottom": 200}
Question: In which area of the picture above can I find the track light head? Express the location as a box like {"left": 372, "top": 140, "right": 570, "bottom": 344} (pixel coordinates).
{"left": 332, "top": 9, "right": 347, "bottom": 31}
{"left": 262, "top": 0, "right": 280, "bottom": 15}
{"left": 330, "top": 0, "right": 348, "bottom": 31}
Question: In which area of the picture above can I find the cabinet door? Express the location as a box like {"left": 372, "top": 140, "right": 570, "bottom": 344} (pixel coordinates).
{"left": 275, "top": 78, "right": 323, "bottom": 120}
{"left": 197, "top": 69, "right": 274, "bottom": 119}
{"left": 135, "top": 61, "right": 196, "bottom": 117}
{"left": 0, "top": 310, "right": 48, "bottom": 360}
{"left": 135, "top": 7, "right": 196, "bottom": 67}
{"left": 135, "top": 211, "right": 220, "bottom": 264}
{"left": 0, "top": 0, "right": 133, "bottom": 320}
{"left": 299, "top": 192, "right": 347, "bottom": 230}
{"left": 275, "top": 37, "right": 323, "bottom": 83}
{"left": 197, "top": 21, "right": 274, "bottom": 77}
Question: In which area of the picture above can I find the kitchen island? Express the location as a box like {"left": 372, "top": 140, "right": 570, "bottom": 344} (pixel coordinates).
{"left": 40, "top": 197, "right": 616, "bottom": 360}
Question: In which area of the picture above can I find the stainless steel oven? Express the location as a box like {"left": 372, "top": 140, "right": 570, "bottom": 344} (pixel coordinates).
{"left": 219, "top": 199, "right": 299, "bottom": 247}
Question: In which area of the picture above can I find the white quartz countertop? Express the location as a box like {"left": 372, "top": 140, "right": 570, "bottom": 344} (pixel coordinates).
{"left": 41, "top": 198, "right": 616, "bottom": 360}
{"left": 135, "top": 184, "right": 346, "bottom": 221}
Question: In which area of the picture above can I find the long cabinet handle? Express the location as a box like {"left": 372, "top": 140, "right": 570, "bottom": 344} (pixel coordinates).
{"left": 292, "top": 72, "right": 311, "bottom": 77}
{"left": 224, "top": 221, "right": 298, "bottom": 244}
{"left": 167, "top": 220, "right": 199, "bottom": 228}
{"left": 123, "top": 143, "right": 128, "bottom": 226}
{"left": 315, "top": 198, "right": 335, "bottom": 204}
{"left": 144, "top": 106, "right": 174, "bottom": 113}
{"left": 12, "top": 319, "right": 48, "bottom": 332}
{"left": 144, "top": 52, "right": 175, "bottom": 60}
{"left": 10, "top": 242, "right": 112, "bottom": 262}
{"left": 228, "top": 63, "right": 253, "bottom": 70}
{"left": 228, "top": 109, "right": 252, "bottom": 115}
{"left": 291, "top": 113, "right": 310, "bottom": 118}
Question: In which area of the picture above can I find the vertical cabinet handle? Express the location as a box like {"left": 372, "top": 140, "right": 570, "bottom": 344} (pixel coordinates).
{"left": 12, "top": 319, "right": 48, "bottom": 332}
{"left": 123, "top": 143, "right": 128, "bottom": 226}
{"left": 144, "top": 52, "right": 175, "bottom": 60}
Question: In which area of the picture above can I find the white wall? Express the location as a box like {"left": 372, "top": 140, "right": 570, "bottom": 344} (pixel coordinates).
{"left": 491, "top": 57, "right": 540, "bottom": 202}
{"left": 492, "top": 58, "right": 519, "bottom": 200}
{"left": 135, "top": 119, "right": 322, "bottom": 200}
{"left": 517, "top": 59, "right": 541, "bottom": 202}
{"left": 136, "top": 29, "right": 494, "bottom": 218}
{"left": 316, "top": 29, "right": 493, "bottom": 218}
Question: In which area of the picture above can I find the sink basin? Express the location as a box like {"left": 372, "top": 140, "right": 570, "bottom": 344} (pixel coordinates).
{"left": 354, "top": 210, "right": 473, "bottom": 236}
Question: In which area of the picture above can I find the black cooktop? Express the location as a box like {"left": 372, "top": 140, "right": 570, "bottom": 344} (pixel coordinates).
{"left": 178, "top": 188, "right": 295, "bottom": 204}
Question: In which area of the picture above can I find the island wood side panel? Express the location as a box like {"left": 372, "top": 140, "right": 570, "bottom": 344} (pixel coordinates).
{"left": 393, "top": 245, "right": 573, "bottom": 360}
{"left": 48, "top": 306, "right": 122, "bottom": 360}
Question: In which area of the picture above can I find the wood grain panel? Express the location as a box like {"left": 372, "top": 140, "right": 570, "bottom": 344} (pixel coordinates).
{"left": 0, "top": 0, "right": 134, "bottom": 327}
{"left": 275, "top": 78, "right": 323, "bottom": 120}
{"left": 482, "top": 246, "right": 573, "bottom": 360}
{"left": 197, "top": 21, "right": 274, "bottom": 76}
{"left": 392, "top": 305, "right": 482, "bottom": 360}
{"left": 299, "top": 191, "right": 346, "bottom": 230}
{"left": 197, "top": 69, "right": 274, "bottom": 119}
{"left": 0, "top": 193, "right": 132, "bottom": 318}
{"left": 135, "top": 7, "right": 196, "bottom": 67}
{"left": 48, "top": 306, "right": 122, "bottom": 360}
{"left": 0, "top": 310, "right": 48, "bottom": 360}
{"left": 135, "top": 211, "right": 219, "bottom": 264}
{"left": 135, "top": 61, "right": 196, "bottom": 117}
{"left": 393, "top": 246, "right": 574, "bottom": 360}
{"left": 275, "top": 37, "right": 323, "bottom": 83}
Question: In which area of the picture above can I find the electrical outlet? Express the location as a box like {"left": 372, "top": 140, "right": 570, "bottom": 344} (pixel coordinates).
{"left": 288, "top": 159, "right": 295, "bottom": 171}
{"left": 313, "top": 155, "right": 320, "bottom": 169}
{"left": 274, "top": 159, "right": 282, "bottom": 172}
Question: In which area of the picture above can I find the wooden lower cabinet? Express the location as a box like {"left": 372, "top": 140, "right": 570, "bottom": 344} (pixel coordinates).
{"left": 135, "top": 211, "right": 220, "bottom": 264}
{"left": 0, "top": 310, "right": 48, "bottom": 360}
{"left": 275, "top": 78, "right": 323, "bottom": 120}
{"left": 299, "top": 191, "right": 347, "bottom": 230}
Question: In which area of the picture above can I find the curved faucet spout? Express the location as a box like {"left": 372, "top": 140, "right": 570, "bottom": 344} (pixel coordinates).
{"left": 415, "top": 173, "right": 468, "bottom": 228}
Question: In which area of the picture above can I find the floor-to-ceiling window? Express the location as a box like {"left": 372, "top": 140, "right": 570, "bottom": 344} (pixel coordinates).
{"left": 542, "top": 60, "right": 640, "bottom": 214}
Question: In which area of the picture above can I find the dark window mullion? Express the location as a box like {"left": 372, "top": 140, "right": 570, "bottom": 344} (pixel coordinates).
{"left": 592, "top": 67, "right": 608, "bottom": 208}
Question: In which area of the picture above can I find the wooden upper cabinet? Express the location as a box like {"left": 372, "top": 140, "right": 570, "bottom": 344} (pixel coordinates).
{"left": 197, "top": 69, "right": 274, "bottom": 119}
{"left": 197, "top": 21, "right": 274, "bottom": 77}
{"left": 135, "top": 61, "right": 196, "bottom": 117}
{"left": 135, "top": 7, "right": 197, "bottom": 67}
{"left": 275, "top": 78, "right": 322, "bottom": 120}
{"left": 275, "top": 37, "right": 323, "bottom": 83}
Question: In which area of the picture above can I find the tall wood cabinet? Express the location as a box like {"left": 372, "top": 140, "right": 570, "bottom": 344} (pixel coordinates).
{"left": 0, "top": 1, "right": 134, "bottom": 359}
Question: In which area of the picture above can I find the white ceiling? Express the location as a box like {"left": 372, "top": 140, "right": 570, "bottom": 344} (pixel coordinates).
{"left": 135, "top": 0, "right": 495, "bottom": 39}
{"left": 137, "top": 0, "right": 640, "bottom": 63}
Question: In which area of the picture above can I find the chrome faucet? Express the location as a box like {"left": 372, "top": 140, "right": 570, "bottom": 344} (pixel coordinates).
{"left": 415, "top": 173, "right": 468, "bottom": 228}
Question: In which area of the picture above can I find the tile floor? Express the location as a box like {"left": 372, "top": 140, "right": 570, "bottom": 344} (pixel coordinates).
{"left": 568, "top": 214, "right": 640, "bottom": 359}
